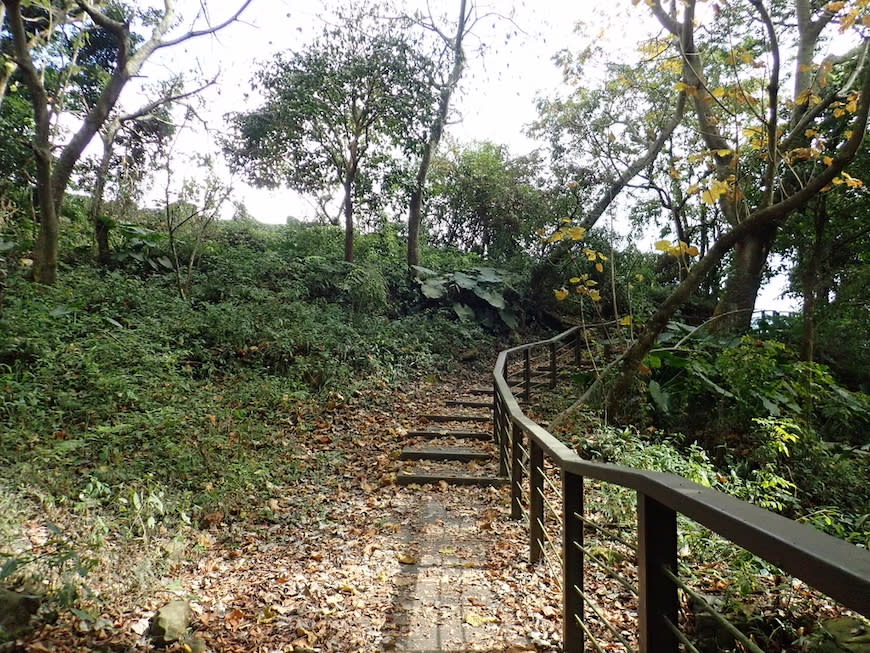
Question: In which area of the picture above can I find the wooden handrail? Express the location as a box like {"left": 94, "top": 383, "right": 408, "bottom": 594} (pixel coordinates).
{"left": 493, "top": 324, "right": 870, "bottom": 652}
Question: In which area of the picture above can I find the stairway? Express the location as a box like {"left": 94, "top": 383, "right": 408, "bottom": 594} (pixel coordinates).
{"left": 396, "top": 385, "right": 508, "bottom": 487}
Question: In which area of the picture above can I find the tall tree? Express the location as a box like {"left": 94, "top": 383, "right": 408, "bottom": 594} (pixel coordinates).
{"left": 426, "top": 141, "right": 549, "bottom": 260}
{"left": 406, "top": 0, "right": 470, "bottom": 269}
{"left": 2, "top": 0, "right": 251, "bottom": 283}
{"left": 225, "top": 8, "right": 437, "bottom": 262}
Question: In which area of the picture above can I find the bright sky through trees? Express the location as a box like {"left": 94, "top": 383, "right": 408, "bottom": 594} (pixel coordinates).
{"left": 137, "top": 0, "right": 802, "bottom": 309}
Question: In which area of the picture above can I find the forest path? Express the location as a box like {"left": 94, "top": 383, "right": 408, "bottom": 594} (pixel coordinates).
{"left": 15, "top": 363, "right": 566, "bottom": 652}
{"left": 169, "top": 365, "right": 563, "bottom": 652}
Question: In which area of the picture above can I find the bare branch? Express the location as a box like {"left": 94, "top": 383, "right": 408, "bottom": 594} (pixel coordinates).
{"left": 156, "top": 0, "right": 254, "bottom": 51}
{"left": 579, "top": 92, "right": 687, "bottom": 232}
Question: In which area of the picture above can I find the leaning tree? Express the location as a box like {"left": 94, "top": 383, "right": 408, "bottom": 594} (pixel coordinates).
{"left": 534, "top": 0, "right": 870, "bottom": 418}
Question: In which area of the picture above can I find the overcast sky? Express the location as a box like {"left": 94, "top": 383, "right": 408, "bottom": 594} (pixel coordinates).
{"left": 132, "top": 0, "right": 797, "bottom": 310}
{"left": 137, "top": 0, "right": 621, "bottom": 222}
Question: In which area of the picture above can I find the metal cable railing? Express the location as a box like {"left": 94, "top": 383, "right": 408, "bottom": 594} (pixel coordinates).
{"left": 492, "top": 322, "right": 870, "bottom": 652}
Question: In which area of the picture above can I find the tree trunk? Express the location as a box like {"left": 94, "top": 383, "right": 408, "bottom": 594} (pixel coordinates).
{"left": 711, "top": 225, "right": 778, "bottom": 333}
{"left": 342, "top": 178, "right": 354, "bottom": 263}
{"left": 406, "top": 0, "right": 468, "bottom": 269}
{"left": 800, "top": 205, "right": 828, "bottom": 361}
{"left": 32, "top": 163, "right": 58, "bottom": 284}
{"left": 91, "top": 131, "right": 115, "bottom": 265}
{"left": 407, "top": 186, "right": 423, "bottom": 268}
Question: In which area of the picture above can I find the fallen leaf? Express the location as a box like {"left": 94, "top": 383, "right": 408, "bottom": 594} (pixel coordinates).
{"left": 397, "top": 553, "right": 418, "bottom": 565}
{"left": 464, "top": 611, "right": 499, "bottom": 627}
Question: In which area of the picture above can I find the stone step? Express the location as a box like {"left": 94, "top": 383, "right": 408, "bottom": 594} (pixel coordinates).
{"left": 399, "top": 447, "right": 491, "bottom": 462}
{"left": 445, "top": 399, "right": 492, "bottom": 409}
{"left": 420, "top": 414, "right": 491, "bottom": 423}
{"left": 396, "top": 471, "right": 508, "bottom": 487}
{"left": 406, "top": 429, "right": 490, "bottom": 441}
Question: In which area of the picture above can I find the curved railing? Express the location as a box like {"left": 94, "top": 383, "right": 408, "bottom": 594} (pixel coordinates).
{"left": 492, "top": 323, "right": 870, "bottom": 652}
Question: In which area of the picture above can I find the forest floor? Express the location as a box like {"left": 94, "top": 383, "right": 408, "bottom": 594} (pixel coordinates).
{"left": 13, "top": 362, "right": 569, "bottom": 652}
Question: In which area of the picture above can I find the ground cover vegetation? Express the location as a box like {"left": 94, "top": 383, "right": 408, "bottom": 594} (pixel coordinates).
{"left": 1, "top": 0, "right": 869, "bottom": 649}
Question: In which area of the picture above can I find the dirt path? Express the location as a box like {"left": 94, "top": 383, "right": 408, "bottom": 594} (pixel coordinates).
{"left": 18, "top": 366, "right": 564, "bottom": 652}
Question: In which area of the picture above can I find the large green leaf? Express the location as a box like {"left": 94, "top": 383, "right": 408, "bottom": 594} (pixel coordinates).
{"left": 499, "top": 308, "right": 519, "bottom": 329}
{"left": 453, "top": 302, "right": 475, "bottom": 321}
{"left": 648, "top": 380, "right": 670, "bottom": 414}
{"left": 474, "top": 267, "right": 503, "bottom": 283}
{"left": 472, "top": 286, "right": 506, "bottom": 309}
{"left": 411, "top": 265, "right": 438, "bottom": 278}
{"left": 420, "top": 279, "right": 446, "bottom": 299}
{"left": 452, "top": 271, "right": 476, "bottom": 289}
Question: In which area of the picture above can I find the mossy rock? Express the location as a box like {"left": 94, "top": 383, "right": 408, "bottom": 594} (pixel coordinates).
{"left": 812, "top": 617, "right": 870, "bottom": 653}
{"left": 149, "top": 600, "right": 191, "bottom": 644}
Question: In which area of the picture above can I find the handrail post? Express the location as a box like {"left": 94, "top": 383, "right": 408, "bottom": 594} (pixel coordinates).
{"left": 638, "top": 493, "right": 678, "bottom": 653}
{"left": 523, "top": 349, "right": 531, "bottom": 402}
{"left": 529, "top": 438, "right": 544, "bottom": 563}
{"left": 549, "top": 342, "right": 557, "bottom": 388}
{"left": 510, "top": 422, "right": 523, "bottom": 519}
{"left": 497, "top": 408, "right": 508, "bottom": 479}
{"left": 562, "top": 470, "right": 584, "bottom": 653}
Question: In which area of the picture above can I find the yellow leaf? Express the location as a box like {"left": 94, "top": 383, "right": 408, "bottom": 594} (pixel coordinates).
{"left": 584, "top": 248, "right": 597, "bottom": 261}
{"left": 598, "top": 252, "right": 608, "bottom": 261}
{"left": 655, "top": 240, "right": 672, "bottom": 252}
{"left": 585, "top": 279, "right": 598, "bottom": 287}
{"left": 465, "top": 612, "right": 499, "bottom": 627}
{"left": 546, "top": 231, "right": 565, "bottom": 243}
{"left": 554, "top": 288, "right": 569, "bottom": 301}
{"left": 711, "top": 87, "right": 726, "bottom": 99}
{"left": 588, "top": 289, "right": 602, "bottom": 302}
{"left": 823, "top": 155, "right": 834, "bottom": 165}
{"left": 686, "top": 245, "right": 700, "bottom": 257}
{"left": 397, "top": 553, "right": 418, "bottom": 565}
{"left": 823, "top": 1, "right": 845, "bottom": 10}
{"left": 843, "top": 172, "right": 864, "bottom": 187}
{"left": 686, "top": 184, "right": 700, "bottom": 195}
{"left": 595, "top": 262, "right": 604, "bottom": 273}
{"left": 567, "top": 226, "right": 587, "bottom": 241}
{"left": 569, "top": 277, "right": 581, "bottom": 284}
{"left": 619, "top": 316, "right": 633, "bottom": 326}
{"left": 715, "top": 149, "right": 733, "bottom": 157}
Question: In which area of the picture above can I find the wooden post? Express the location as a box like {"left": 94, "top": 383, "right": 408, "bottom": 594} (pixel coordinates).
{"left": 510, "top": 422, "right": 524, "bottom": 519}
{"left": 529, "top": 439, "right": 544, "bottom": 563}
{"left": 638, "top": 493, "right": 678, "bottom": 653}
{"left": 562, "top": 470, "right": 584, "bottom": 653}
{"left": 523, "top": 349, "right": 531, "bottom": 402}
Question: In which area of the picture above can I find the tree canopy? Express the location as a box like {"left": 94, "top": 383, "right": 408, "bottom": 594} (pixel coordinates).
{"left": 225, "top": 10, "right": 439, "bottom": 262}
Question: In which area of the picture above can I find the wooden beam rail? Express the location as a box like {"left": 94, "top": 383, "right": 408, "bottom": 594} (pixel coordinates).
{"left": 492, "top": 323, "right": 870, "bottom": 653}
